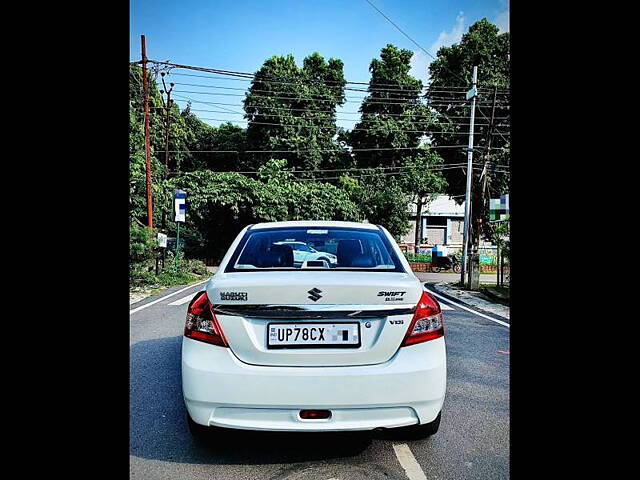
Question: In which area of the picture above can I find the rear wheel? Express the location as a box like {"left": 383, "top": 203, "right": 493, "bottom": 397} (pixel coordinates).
{"left": 452, "top": 264, "right": 461, "bottom": 273}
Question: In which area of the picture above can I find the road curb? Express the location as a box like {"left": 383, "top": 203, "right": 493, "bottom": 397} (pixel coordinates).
{"left": 480, "top": 287, "right": 510, "bottom": 306}
{"left": 425, "top": 282, "right": 510, "bottom": 324}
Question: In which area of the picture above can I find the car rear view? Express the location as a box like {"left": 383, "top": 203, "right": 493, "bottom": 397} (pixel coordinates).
{"left": 181, "top": 221, "right": 446, "bottom": 437}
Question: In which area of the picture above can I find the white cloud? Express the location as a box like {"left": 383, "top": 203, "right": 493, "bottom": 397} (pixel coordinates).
{"left": 495, "top": 0, "right": 510, "bottom": 32}
{"left": 409, "top": 12, "right": 465, "bottom": 85}
{"left": 408, "top": 4, "right": 509, "bottom": 85}
{"left": 408, "top": 50, "right": 430, "bottom": 86}
{"left": 430, "top": 11, "right": 466, "bottom": 56}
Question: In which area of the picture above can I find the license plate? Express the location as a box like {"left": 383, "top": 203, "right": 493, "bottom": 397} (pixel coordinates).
{"left": 267, "top": 322, "right": 360, "bottom": 349}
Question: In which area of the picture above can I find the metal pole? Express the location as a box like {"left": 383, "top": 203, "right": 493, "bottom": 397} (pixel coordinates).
{"left": 159, "top": 76, "right": 174, "bottom": 273}
{"left": 141, "top": 35, "right": 153, "bottom": 232}
{"left": 175, "top": 222, "right": 181, "bottom": 271}
{"left": 460, "top": 66, "right": 478, "bottom": 285}
{"left": 496, "top": 244, "right": 500, "bottom": 286}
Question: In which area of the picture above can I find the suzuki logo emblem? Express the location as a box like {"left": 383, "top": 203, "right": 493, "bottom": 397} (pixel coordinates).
{"left": 308, "top": 288, "right": 322, "bottom": 302}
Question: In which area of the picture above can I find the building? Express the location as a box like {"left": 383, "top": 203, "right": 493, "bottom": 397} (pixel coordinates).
{"left": 400, "top": 195, "right": 492, "bottom": 253}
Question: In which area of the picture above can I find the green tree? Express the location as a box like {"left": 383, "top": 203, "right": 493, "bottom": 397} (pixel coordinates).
{"left": 427, "top": 19, "right": 510, "bottom": 247}
{"left": 336, "top": 172, "right": 410, "bottom": 238}
{"left": 167, "top": 159, "right": 361, "bottom": 261}
{"left": 243, "top": 53, "right": 352, "bottom": 172}
{"left": 129, "top": 65, "right": 193, "bottom": 175}
{"left": 181, "top": 104, "right": 248, "bottom": 172}
{"left": 345, "top": 45, "right": 446, "bottom": 240}
{"left": 398, "top": 152, "right": 448, "bottom": 252}
{"left": 348, "top": 44, "right": 436, "bottom": 168}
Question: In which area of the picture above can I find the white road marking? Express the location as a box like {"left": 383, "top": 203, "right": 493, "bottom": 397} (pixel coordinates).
{"left": 393, "top": 443, "right": 428, "bottom": 480}
{"left": 129, "top": 280, "right": 208, "bottom": 316}
{"left": 168, "top": 293, "right": 197, "bottom": 306}
{"left": 424, "top": 287, "right": 510, "bottom": 328}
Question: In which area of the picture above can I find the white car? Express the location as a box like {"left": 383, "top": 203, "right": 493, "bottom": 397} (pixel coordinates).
{"left": 182, "top": 221, "right": 446, "bottom": 438}
{"left": 274, "top": 241, "right": 338, "bottom": 266}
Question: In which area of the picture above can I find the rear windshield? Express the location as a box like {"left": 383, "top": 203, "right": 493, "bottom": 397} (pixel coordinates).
{"left": 225, "top": 227, "right": 404, "bottom": 272}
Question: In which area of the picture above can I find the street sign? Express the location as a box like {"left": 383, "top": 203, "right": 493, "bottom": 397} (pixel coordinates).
{"left": 432, "top": 244, "right": 449, "bottom": 257}
{"left": 174, "top": 189, "right": 186, "bottom": 223}
{"left": 490, "top": 194, "right": 510, "bottom": 221}
{"left": 465, "top": 87, "right": 477, "bottom": 100}
{"left": 157, "top": 232, "right": 167, "bottom": 248}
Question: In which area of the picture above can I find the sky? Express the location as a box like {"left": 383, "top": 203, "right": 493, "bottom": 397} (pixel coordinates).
{"left": 130, "top": 0, "right": 509, "bottom": 129}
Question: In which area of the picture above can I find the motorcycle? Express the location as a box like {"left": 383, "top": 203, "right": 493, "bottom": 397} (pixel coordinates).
{"left": 432, "top": 254, "right": 461, "bottom": 273}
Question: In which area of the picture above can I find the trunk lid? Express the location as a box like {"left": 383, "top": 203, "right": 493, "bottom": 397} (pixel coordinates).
{"left": 207, "top": 271, "right": 422, "bottom": 367}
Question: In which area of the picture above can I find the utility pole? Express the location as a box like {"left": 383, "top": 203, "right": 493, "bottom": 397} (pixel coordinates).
{"left": 460, "top": 66, "right": 478, "bottom": 286}
{"left": 160, "top": 73, "right": 174, "bottom": 176}
{"left": 470, "top": 85, "right": 499, "bottom": 289}
{"left": 158, "top": 74, "right": 174, "bottom": 274}
{"left": 141, "top": 35, "right": 153, "bottom": 232}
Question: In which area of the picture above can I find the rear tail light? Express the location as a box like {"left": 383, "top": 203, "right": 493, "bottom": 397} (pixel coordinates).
{"left": 184, "top": 291, "right": 228, "bottom": 347}
{"left": 402, "top": 290, "right": 444, "bottom": 346}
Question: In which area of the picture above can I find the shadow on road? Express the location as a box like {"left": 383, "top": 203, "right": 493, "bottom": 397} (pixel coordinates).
{"left": 130, "top": 336, "right": 374, "bottom": 465}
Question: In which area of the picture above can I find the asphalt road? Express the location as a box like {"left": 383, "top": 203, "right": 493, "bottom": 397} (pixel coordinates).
{"left": 130, "top": 280, "right": 509, "bottom": 480}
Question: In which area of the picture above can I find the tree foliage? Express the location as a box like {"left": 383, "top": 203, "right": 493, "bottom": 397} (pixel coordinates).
{"left": 349, "top": 45, "right": 436, "bottom": 168}
{"left": 181, "top": 104, "right": 247, "bottom": 172}
{"left": 243, "top": 53, "right": 352, "bottom": 172}
{"left": 167, "top": 159, "right": 361, "bottom": 259}
{"left": 427, "top": 19, "right": 510, "bottom": 240}
{"left": 399, "top": 152, "right": 448, "bottom": 204}
{"left": 343, "top": 45, "right": 447, "bottom": 238}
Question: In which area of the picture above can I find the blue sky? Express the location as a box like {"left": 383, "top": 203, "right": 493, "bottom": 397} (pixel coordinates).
{"left": 130, "top": 0, "right": 509, "bottom": 129}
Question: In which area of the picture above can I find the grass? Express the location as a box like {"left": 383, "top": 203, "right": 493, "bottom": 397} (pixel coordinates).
{"left": 129, "top": 258, "right": 210, "bottom": 293}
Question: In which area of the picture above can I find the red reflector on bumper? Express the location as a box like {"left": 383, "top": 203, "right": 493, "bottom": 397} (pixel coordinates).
{"left": 299, "top": 409, "right": 331, "bottom": 420}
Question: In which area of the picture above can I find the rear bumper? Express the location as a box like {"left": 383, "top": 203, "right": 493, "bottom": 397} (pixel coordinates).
{"left": 182, "top": 337, "right": 446, "bottom": 431}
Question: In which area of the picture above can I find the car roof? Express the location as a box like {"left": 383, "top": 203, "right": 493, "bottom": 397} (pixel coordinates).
{"left": 249, "top": 221, "right": 379, "bottom": 230}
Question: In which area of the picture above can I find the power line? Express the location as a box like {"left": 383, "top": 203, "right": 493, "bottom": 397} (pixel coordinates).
{"left": 171, "top": 81, "right": 511, "bottom": 107}
{"left": 137, "top": 105, "right": 505, "bottom": 127}
{"left": 164, "top": 165, "right": 508, "bottom": 182}
{"left": 362, "top": 0, "right": 470, "bottom": 86}
{"left": 170, "top": 94, "right": 507, "bottom": 116}
{"left": 193, "top": 117, "right": 510, "bottom": 135}
{"left": 173, "top": 89, "right": 490, "bottom": 106}
{"left": 168, "top": 162, "right": 469, "bottom": 175}
{"left": 146, "top": 59, "right": 471, "bottom": 90}
{"left": 142, "top": 59, "right": 509, "bottom": 99}
{"left": 167, "top": 71, "right": 509, "bottom": 94}
{"left": 210, "top": 110, "right": 508, "bottom": 128}
{"left": 166, "top": 145, "right": 487, "bottom": 154}
{"left": 363, "top": 0, "right": 437, "bottom": 62}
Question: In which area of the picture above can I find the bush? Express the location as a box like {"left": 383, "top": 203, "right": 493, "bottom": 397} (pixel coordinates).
{"left": 404, "top": 252, "right": 432, "bottom": 263}
{"left": 183, "top": 258, "right": 208, "bottom": 275}
{"left": 129, "top": 222, "right": 156, "bottom": 264}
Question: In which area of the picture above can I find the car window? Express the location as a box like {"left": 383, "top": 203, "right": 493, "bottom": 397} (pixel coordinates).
{"left": 229, "top": 227, "right": 403, "bottom": 272}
